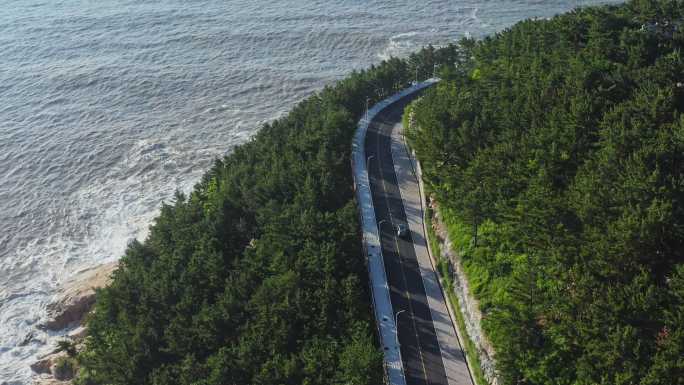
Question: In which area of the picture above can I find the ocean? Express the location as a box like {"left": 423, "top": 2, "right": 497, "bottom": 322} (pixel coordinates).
{"left": 0, "top": 0, "right": 621, "bottom": 383}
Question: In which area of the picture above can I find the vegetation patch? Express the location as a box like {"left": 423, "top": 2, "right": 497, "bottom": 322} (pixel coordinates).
{"left": 407, "top": 1, "right": 684, "bottom": 384}
{"left": 53, "top": 356, "right": 77, "bottom": 381}
{"left": 425, "top": 205, "right": 488, "bottom": 385}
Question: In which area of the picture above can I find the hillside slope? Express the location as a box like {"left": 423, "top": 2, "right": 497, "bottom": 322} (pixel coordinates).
{"left": 407, "top": 1, "right": 684, "bottom": 384}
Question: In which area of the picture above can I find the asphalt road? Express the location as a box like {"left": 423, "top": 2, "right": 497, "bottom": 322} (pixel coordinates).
{"left": 366, "top": 95, "right": 449, "bottom": 385}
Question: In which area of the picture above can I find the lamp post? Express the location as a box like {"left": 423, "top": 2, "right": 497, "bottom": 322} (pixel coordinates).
{"left": 378, "top": 219, "right": 394, "bottom": 237}
{"left": 376, "top": 219, "right": 388, "bottom": 244}
{"left": 394, "top": 309, "right": 407, "bottom": 348}
{"left": 367, "top": 155, "right": 375, "bottom": 165}
{"left": 366, "top": 97, "right": 370, "bottom": 122}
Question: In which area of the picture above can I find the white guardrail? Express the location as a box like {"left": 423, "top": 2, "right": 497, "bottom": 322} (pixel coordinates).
{"left": 352, "top": 78, "right": 439, "bottom": 385}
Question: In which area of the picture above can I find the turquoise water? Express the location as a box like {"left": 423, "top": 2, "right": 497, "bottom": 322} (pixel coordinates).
{"left": 0, "top": 1, "right": 621, "bottom": 383}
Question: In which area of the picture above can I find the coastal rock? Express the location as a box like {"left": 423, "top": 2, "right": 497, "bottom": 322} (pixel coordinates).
{"left": 30, "top": 354, "right": 57, "bottom": 375}
{"left": 32, "top": 261, "right": 117, "bottom": 384}
{"left": 20, "top": 331, "right": 37, "bottom": 346}
{"left": 32, "top": 378, "right": 71, "bottom": 385}
{"left": 31, "top": 339, "right": 86, "bottom": 383}
{"left": 30, "top": 350, "right": 68, "bottom": 376}
{"left": 42, "top": 261, "right": 118, "bottom": 331}
{"left": 67, "top": 326, "right": 88, "bottom": 341}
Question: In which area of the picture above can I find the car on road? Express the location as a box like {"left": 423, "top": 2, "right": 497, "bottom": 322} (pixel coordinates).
{"left": 396, "top": 224, "right": 409, "bottom": 238}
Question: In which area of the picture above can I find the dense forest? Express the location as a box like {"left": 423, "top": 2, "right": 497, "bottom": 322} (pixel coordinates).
{"left": 407, "top": 1, "right": 684, "bottom": 384}
{"left": 72, "top": 46, "right": 453, "bottom": 384}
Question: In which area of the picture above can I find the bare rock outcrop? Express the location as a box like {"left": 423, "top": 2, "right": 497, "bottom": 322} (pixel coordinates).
{"left": 32, "top": 261, "right": 118, "bottom": 385}
{"left": 30, "top": 353, "right": 58, "bottom": 375}
{"left": 42, "top": 261, "right": 118, "bottom": 331}
{"left": 31, "top": 350, "right": 73, "bottom": 384}
{"left": 32, "top": 378, "right": 71, "bottom": 385}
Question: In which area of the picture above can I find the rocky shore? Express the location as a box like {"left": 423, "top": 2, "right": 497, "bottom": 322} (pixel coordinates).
{"left": 31, "top": 261, "right": 118, "bottom": 385}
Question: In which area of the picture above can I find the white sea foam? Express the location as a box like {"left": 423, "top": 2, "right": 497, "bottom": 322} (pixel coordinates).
{"left": 377, "top": 32, "right": 420, "bottom": 61}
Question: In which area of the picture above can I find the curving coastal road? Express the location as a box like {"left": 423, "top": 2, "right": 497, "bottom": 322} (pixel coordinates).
{"left": 365, "top": 93, "right": 474, "bottom": 385}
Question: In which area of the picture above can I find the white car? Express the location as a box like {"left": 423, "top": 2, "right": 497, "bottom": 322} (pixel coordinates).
{"left": 396, "top": 224, "right": 409, "bottom": 238}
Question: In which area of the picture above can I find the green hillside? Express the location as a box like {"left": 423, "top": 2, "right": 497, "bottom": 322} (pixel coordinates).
{"left": 407, "top": 1, "right": 684, "bottom": 384}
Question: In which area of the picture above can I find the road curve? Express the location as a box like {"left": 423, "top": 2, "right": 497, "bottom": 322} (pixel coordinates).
{"left": 365, "top": 91, "right": 474, "bottom": 385}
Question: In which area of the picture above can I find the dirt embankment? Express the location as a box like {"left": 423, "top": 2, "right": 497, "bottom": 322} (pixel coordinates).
{"left": 430, "top": 201, "right": 499, "bottom": 385}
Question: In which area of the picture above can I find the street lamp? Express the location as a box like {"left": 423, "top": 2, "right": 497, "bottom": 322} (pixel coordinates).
{"left": 376, "top": 219, "right": 388, "bottom": 244}
{"left": 367, "top": 155, "right": 375, "bottom": 165}
{"left": 394, "top": 309, "right": 407, "bottom": 348}
{"left": 366, "top": 97, "right": 370, "bottom": 122}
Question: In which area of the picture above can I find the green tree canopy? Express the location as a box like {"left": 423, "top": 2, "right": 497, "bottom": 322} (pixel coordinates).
{"left": 407, "top": 1, "right": 684, "bottom": 384}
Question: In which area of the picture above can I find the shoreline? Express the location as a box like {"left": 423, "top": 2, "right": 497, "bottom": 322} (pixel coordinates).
{"left": 31, "top": 261, "right": 118, "bottom": 385}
